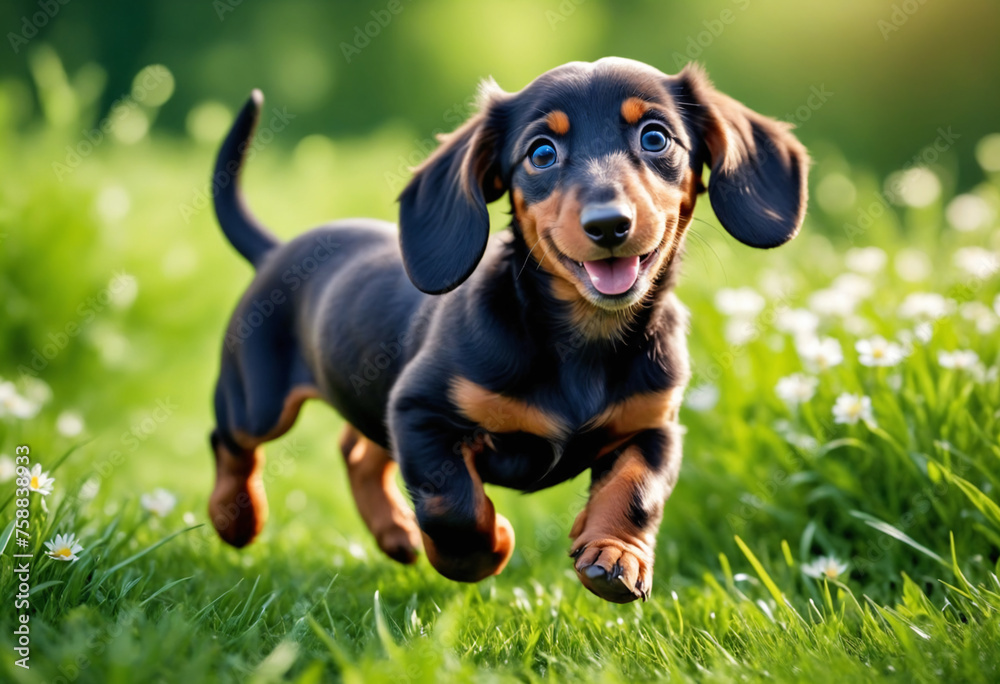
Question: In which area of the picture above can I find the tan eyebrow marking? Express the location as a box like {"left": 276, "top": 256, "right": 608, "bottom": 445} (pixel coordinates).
{"left": 621, "top": 97, "right": 651, "bottom": 125}
{"left": 546, "top": 110, "right": 570, "bottom": 135}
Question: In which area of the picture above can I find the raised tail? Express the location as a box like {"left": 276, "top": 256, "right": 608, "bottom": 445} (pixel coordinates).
{"left": 213, "top": 90, "right": 280, "bottom": 267}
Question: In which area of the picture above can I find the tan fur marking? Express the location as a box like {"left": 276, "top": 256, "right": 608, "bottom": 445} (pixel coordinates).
{"left": 233, "top": 385, "right": 320, "bottom": 449}
{"left": 546, "top": 110, "right": 571, "bottom": 135}
{"left": 589, "top": 388, "right": 684, "bottom": 437}
{"left": 621, "top": 97, "right": 651, "bottom": 125}
{"left": 340, "top": 426, "right": 421, "bottom": 563}
{"left": 450, "top": 376, "right": 567, "bottom": 440}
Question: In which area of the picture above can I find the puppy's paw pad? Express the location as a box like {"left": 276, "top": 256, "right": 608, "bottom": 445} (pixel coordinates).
{"left": 572, "top": 538, "right": 652, "bottom": 603}
{"left": 376, "top": 522, "right": 423, "bottom": 565}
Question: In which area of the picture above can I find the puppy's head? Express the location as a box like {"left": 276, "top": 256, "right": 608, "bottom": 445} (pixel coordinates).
{"left": 399, "top": 58, "right": 809, "bottom": 308}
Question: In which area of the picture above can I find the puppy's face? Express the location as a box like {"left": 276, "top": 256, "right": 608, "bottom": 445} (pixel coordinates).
{"left": 506, "top": 61, "right": 701, "bottom": 311}
{"left": 399, "top": 58, "right": 808, "bottom": 307}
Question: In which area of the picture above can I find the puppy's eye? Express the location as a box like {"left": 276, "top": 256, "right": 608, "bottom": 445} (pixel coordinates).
{"left": 529, "top": 141, "right": 557, "bottom": 169}
{"left": 640, "top": 125, "right": 670, "bottom": 153}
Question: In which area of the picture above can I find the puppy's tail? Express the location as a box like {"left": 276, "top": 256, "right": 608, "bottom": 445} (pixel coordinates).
{"left": 213, "top": 89, "right": 280, "bottom": 267}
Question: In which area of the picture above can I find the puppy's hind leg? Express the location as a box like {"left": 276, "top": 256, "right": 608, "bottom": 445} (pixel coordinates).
{"left": 210, "top": 355, "right": 317, "bottom": 548}
{"left": 340, "top": 426, "right": 422, "bottom": 564}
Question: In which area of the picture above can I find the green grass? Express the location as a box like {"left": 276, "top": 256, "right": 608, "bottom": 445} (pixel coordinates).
{"left": 1, "top": 65, "right": 1000, "bottom": 682}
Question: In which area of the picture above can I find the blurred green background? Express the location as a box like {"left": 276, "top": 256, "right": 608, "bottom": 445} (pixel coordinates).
{"left": 1, "top": 0, "right": 999, "bottom": 180}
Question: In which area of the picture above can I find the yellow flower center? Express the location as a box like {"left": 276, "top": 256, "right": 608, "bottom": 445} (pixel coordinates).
{"left": 55, "top": 548, "right": 72, "bottom": 558}
{"left": 823, "top": 567, "right": 838, "bottom": 579}
{"left": 872, "top": 348, "right": 884, "bottom": 358}
{"left": 30, "top": 476, "right": 39, "bottom": 489}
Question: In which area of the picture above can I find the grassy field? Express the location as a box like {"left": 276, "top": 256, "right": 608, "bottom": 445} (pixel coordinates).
{"left": 1, "top": 68, "right": 1000, "bottom": 682}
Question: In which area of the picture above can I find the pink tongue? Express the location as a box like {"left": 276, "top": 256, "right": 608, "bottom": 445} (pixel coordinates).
{"left": 582, "top": 256, "right": 640, "bottom": 295}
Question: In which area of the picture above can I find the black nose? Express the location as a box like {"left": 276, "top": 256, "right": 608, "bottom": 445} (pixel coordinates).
{"left": 581, "top": 204, "right": 632, "bottom": 248}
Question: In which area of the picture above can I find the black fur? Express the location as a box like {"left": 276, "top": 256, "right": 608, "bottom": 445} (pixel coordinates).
{"left": 207, "top": 58, "right": 809, "bottom": 593}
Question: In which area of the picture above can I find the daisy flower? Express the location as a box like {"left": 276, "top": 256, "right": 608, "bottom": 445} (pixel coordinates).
{"left": 44, "top": 533, "right": 84, "bottom": 562}
{"left": 894, "top": 249, "right": 932, "bottom": 282}
{"left": 844, "top": 247, "right": 887, "bottom": 275}
{"left": 801, "top": 555, "right": 849, "bottom": 580}
{"left": 56, "top": 411, "right": 85, "bottom": 437}
{"left": 796, "top": 336, "right": 844, "bottom": 372}
{"left": 945, "top": 194, "right": 994, "bottom": 232}
{"left": 0, "top": 454, "right": 15, "bottom": 483}
{"left": 959, "top": 301, "right": 998, "bottom": 334}
{"left": 714, "top": 287, "right": 766, "bottom": 318}
{"left": 953, "top": 247, "right": 999, "bottom": 279}
{"left": 855, "top": 336, "right": 905, "bottom": 367}
{"left": 898, "top": 292, "right": 951, "bottom": 320}
{"left": 938, "top": 350, "right": 980, "bottom": 371}
{"left": 808, "top": 288, "right": 855, "bottom": 318}
{"left": 685, "top": 383, "right": 720, "bottom": 412}
{"left": 832, "top": 393, "right": 875, "bottom": 426}
{"left": 775, "top": 308, "right": 819, "bottom": 339}
{"left": 28, "top": 463, "right": 55, "bottom": 496}
{"left": 140, "top": 488, "right": 177, "bottom": 517}
{"left": 0, "top": 382, "right": 40, "bottom": 420}
{"left": 832, "top": 273, "right": 875, "bottom": 300}
{"left": 775, "top": 374, "right": 818, "bottom": 407}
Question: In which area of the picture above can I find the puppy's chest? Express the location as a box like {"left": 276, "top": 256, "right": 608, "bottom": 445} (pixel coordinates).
{"left": 449, "top": 370, "right": 683, "bottom": 452}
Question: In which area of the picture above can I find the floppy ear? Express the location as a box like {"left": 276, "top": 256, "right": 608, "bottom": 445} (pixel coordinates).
{"left": 673, "top": 64, "right": 809, "bottom": 248}
{"left": 398, "top": 81, "right": 509, "bottom": 294}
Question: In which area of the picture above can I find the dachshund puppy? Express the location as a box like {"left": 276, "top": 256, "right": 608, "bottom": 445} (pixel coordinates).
{"left": 208, "top": 58, "right": 808, "bottom": 603}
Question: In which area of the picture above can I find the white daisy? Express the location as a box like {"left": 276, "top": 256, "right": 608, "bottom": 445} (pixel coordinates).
{"left": 894, "top": 249, "right": 932, "bottom": 282}
{"left": 844, "top": 247, "right": 887, "bottom": 275}
{"left": 832, "top": 273, "right": 875, "bottom": 300}
{"left": 775, "top": 374, "right": 818, "bottom": 407}
{"left": 959, "top": 302, "right": 999, "bottom": 334}
{"left": 724, "top": 317, "right": 758, "bottom": 346}
{"left": 808, "top": 288, "right": 855, "bottom": 317}
{"left": 140, "top": 488, "right": 177, "bottom": 517}
{"left": 44, "top": 533, "right": 84, "bottom": 562}
{"left": 0, "top": 382, "right": 40, "bottom": 420}
{"left": 801, "top": 555, "right": 849, "bottom": 580}
{"left": 0, "top": 454, "right": 15, "bottom": 483}
{"left": 797, "top": 336, "right": 844, "bottom": 372}
{"left": 28, "top": 463, "right": 55, "bottom": 496}
{"left": 56, "top": 411, "right": 85, "bottom": 437}
{"left": 938, "top": 350, "right": 980, "bottom": 371}
{"left": 953, "top": 247, "right": 999, "bottom": 279}
{"left": 775, "top": 308, "right": 820, "bottom": 339}
{"left": 20, "top": 377, "right": 52, "bottom": 406}
{"left": 685, "top": 384, "right": 720, "bottom": 412}
{"left": 855, "top": 336, "right": 905, "bottom": 367}
{"left": 832, "top": 393, "right": 875, "bottom": 426}
{"left": 946, "top": 194, "right": 994, "bottom": 232}
{"left": 898, "top": 292, "right": 951, "bottom": 320}
{"left": 886, "top": 167, "right": 940, "bottom": 208}
{"left": 715, "top": 287, "right": 766, "bottom": 318}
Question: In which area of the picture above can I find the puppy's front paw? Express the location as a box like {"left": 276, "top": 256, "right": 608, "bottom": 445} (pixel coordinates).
{"left": 422, "top": 513, "right": 515, "bottom": 582}
{"left": 570, "top": 536, "right": 652, "bottom": 603}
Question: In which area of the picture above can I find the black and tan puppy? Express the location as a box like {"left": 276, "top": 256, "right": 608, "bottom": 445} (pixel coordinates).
{"left": 208, "top": 58, "right": 808, "bottom": 603}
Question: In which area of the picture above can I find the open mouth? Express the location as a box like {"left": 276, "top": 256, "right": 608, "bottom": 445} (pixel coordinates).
{"left": 568, "top": 250, "right": 659, "bottom": 297}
